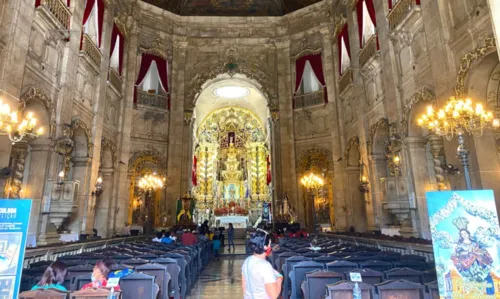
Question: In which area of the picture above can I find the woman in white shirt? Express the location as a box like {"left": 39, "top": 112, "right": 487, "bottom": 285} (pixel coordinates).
{"left": 242, "top": 229, "right": 283, "bottom": 299}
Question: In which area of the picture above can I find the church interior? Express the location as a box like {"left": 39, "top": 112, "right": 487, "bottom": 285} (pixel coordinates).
{"left": 4, "top": 0, "right": 500, "bottom": 298}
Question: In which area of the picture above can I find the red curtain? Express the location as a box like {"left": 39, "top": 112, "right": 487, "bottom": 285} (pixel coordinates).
{"left": 110, "top": 24, "right": 125, "bottom": 75}
{"left": 80, "top": 0, "right": 104, "bottom": 48}
{"left": 134, "top": 54, "right": 170, "bottom": 109}
{"left": 294, "top": 56, "right": 308, "bottom": 94}
{"left": 357, "top": 0, "right": 379, "bottom": 50}
{"left": 266, "top": 156, "right": 271, "bottom": 185}
{"left": 192, "top": 156, "right": 197, "bottom": 186}
{"left": 307, "top": 54, "right": 328, "bottom": 103}
{"left": 337, "top": 24, "right": 350, "bottom": 75}
{"left": 80, "top": 0, "right": 96, "bottom": 50}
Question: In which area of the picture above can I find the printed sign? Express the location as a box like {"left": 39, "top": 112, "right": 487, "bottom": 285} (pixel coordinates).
{"left": 0, "top": 199, "right": 32, "bottom": 299}
{"left": 427, "top": 190, "right": 500, "bottom": 298}
{"left": 349, "top": 272, "right": 362, "bottom": 282}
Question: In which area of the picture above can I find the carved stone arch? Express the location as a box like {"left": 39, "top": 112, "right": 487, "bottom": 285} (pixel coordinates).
{"left": 297, "top": 146, "right": 334, "bottom": 175}
{"left": 128, "top": 149, "right": 166, "bottom": 176}
{"left": 344, "top": 136, "right": 360, "bottom": 167}
{"left": 100, "top": 136, "right": 117, "bottom": 169}
{"left": 71, "top": 118, "right": 93, "bottom": 157}
{"left": 186, "top": 61, "right": 278, "bottom": 107}
{"left": 19, "top": 86, "right": 56, "bottom": 138}
{"left": 455, "top": 36, "right": 496, "bottom": 97}
{"left": 401, "top": 88, "right": 436, "bottom": 137}
{"left": 367, "top": 118, "right": 389, "bottom": 155}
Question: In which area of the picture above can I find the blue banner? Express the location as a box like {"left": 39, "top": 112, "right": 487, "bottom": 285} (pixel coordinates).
{"left": 0, "top": 199, "right": 32, "bottom": 299}
{"left": 426, "top": 190, "right": 500, "bottom": 298}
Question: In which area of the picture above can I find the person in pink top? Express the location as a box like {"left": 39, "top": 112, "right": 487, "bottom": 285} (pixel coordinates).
{"left": 182, "top": 230, "right": 198, "bottom": 246}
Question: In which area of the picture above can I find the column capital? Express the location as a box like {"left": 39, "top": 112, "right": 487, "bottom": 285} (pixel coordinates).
{"left": 73, "top": 157, "right": 91, "bottom": 167}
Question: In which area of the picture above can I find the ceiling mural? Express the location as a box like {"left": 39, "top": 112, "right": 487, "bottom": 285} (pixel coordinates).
{"left": 142, "top": 0, "right": 322, "bottom": 16}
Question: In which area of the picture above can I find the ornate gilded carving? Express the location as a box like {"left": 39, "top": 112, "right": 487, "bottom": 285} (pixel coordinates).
{"left": 367, "top": 118, "right": 389, "bottom": 155}
{"left": 455, "top": 36, "right": 496, "bottom": 97}
{"left": 344, "top": 136, "right": 360, "bottom": 166}
{"left": 53, "top": 124, "right": 74, "bottom": 176}
{"left": 114, "top": 10, "right": 138, "bottom": 38}
{"left": 71, "top": 118, "right": 93, "bottom": 158}
{"left": 19, "top": 87, "right": 56, "bottom": 138}
{"left": 9, "top": 145, "right": 28, "bottom": 199}
{"left": 101, "top": 137, "right": 117, "bottom": 169}
{"left": 128, "top": 149, "right": 167, "bottom": 175}
{"left": 291, "top": 37, "right": 322, "bottom": 60}
{"left": 333, "top": 13, "right": 347, "bottom": 38}
{"left": 401, "top": 87, "right": 436, "bottom": 137}
{"left": 139, "top": 37, "right": 171, "bottom": 60}
{"left": 184, "top": 109, "right": 194, "bottom": 125}
{"left": 297, "top": 146, "right": 333, "bottom": 174}
{"left": 429, "top": 135, "right": 446, "bottom": 191}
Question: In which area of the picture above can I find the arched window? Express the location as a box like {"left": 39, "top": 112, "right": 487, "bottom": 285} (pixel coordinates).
{"left": 361, "top": 1, "right": 376, "bottom": 45}
{"left": 298, "top": 61, "right": 322, "bottom": 95}
{"left": 340, "top": 37, "right": 351, "bottom": 74}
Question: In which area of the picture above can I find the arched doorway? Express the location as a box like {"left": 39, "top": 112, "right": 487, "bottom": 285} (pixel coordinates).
{"left": 190, "top": 74, "right": 272, "bottom": 228}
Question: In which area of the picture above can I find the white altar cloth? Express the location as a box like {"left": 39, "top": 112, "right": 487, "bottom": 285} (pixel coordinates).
{"left": 215, "top": 216, "right": 249, "bottom": 228}
{"left": 59, "top": 233, "right": 79, "bottom": 243}
{"left": 381, "top": 227, "right": 400, "bottom": 237}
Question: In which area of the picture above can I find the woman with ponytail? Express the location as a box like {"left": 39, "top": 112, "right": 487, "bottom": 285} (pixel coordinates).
{"left": 31, "top": 260, "right": 68, "bottom": 291}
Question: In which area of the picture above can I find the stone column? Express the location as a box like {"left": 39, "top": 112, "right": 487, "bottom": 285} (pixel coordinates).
{"left": 345, "top": 166, "right": 366, "bottom": 232}
{"left": 114, "top": 23, "right": 139, "bottom": 234}
{"left": 274, "top": 40, "right": 300, "bottom": 222}
{"left": 404, "top": 136, "right": 430, "bottom": 238}
{"left": 94, "top": 168, "right": 113, "bottom": 237}
{"left": 368, "top": 154, "right": 387, "bottom": 229}
{"left": 165, "top": 37, "right": 188, "bottom": 226}
{"left": 69, "top": 157, "right": 91, "bottom": 234}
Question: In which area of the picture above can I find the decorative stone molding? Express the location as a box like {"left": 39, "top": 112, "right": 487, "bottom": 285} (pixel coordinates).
{"left": 344, "top": 136, "right": 360, "bottom": 166}
{"left": 401, "top": 87, "right": 436, "bottom": 137}
{"left": 297, "top": 146, "right": 333, "bottom": 174}
{"left": 19, "top": 87, "right": 56, "bottom": 138}
{"left": 270, "top": 108, "right": 279, "bottom": 124}
{"left": 184, "top": 109, "right": 194, "bottom": 125}
{"left": 455, "top": 36, "right": 496, "bottom": 97}
{"left": 367, "top": 118, "right": 389, "bottom": 155}
{"left": 128, "top": 149, "right": 166, "bottom": 175}
{"left": 100, "top": 137, "right": 117, "bottom": 169}
{"left": 71, "top": 118, "right": 93, "bottom": 158}
{"left": 332, "top": 13, "right": 347, "bottom": 38}
{"left": 187, "top": 58, "right": 278, "bottom": 106}
{"left": 290, "top": 37, "right": 322, "bottom": 60}
{"left": 139, "top": 37, "right": 171, "bottom": 60}
{"left": 114, "top": 11, "right": 138, "bottom": 38}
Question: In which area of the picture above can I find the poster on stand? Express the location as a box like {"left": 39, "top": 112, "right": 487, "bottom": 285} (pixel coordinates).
{"left": 427, "top": 190, "right": 500, "bottom": 298}
{"left": 0, "top": 199, "right": 32, "bottom": 299}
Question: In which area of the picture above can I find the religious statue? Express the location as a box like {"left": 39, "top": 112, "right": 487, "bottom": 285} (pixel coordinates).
{"left": 176, "top": 192, "right": 195, "bottom": 225}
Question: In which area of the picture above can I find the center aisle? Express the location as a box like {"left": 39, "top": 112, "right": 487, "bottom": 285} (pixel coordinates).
{"left": 186, "top": 256, "right": 245, "bottom": 299}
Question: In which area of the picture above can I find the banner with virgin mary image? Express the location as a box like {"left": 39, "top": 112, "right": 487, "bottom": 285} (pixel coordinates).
{"left": 427, "top": 190, "right": 500, "bottom": 298}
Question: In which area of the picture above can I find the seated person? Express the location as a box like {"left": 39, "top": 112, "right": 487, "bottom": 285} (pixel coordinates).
{"left": 169, "top": 231, "right": 177, "bottom": 241}
{"left": 182, "top": 230, "right": 198, "bottom": 246}
{"left": 152, "top": 232, "right": 162, "bottom": 242}
{"left": 81, "top": 260, "right": 120, "bottom": 291}
{"left": 161, "top": 233, "right": 174, "bottom": 244}
{"left": 31, "top": 260, "right": 68, "bottom": 291}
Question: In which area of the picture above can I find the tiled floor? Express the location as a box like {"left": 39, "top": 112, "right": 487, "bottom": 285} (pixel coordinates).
{"left": 186, "top": 256, "right": 246, "bottom": 299}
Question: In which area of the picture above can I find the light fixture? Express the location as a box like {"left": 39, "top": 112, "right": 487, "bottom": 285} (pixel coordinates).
{"left": 417, "top": 96, "right": 500, "bottom": 190}
{"left": 213, "top": 86, "right": 250, "bottom": 99}
{"left": 0, "top": 100, "right": 44, "bottom": 144}
{"left": 138, "top": 172, "right": 165, "bottom": 191}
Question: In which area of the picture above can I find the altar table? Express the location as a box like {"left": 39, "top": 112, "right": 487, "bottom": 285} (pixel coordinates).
{"left": 215, "top": 216, "right": 249, "bottom": 228}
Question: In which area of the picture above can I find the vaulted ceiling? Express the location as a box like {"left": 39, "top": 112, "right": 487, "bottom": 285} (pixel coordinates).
{"left": 142, "top": 0, "right": 323, "bottom": 17}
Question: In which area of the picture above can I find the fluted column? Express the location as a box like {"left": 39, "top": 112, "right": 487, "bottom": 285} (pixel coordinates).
{"left": 94, "top": 168, "right": 114, "bottom": 237}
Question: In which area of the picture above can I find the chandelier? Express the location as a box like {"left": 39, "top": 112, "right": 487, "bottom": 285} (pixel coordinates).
{"left": 416, "top": 96, "right": 499, "bottom": 140}
{"left": 0, "top": 100, "right": 44, "bottom": 144}
{"left": 137, "top": 173, "right": 165, "bottom": 191}
{"left": 300, "top": 173, "right": 324, "bottom": 191}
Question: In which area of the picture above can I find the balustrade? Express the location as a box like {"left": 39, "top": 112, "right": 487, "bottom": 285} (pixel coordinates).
{"left": 37, "top": 0, "right": 71, "bottom": 30}
{"left": 136, "top": 90, "right": 168, "bottom": 109}
{"left": 293, "top": 90, "right": 324, "bottom": 109}
{"left": 108, "top": 67, "right": 122, "bottom": 93}
{"left": 359, "top": 35, "right": 378, "bottom": 67}
{"left": 81, "top": 34, "right": 101, "bottom": 68}
{"left": 388, "top": 0, "right": 420, "bottom": 31}
{"left": 338, "top": 68, "right": 353, "bottom": 94}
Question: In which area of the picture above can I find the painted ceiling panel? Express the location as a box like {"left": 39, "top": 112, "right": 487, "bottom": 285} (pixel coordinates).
{"left": 142, "top": 0, "right": 323, "bottom": 16}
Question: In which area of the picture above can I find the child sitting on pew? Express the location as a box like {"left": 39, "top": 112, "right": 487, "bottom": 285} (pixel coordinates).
{"left": 31, "top": 261, "right": 68, "bottom": 292}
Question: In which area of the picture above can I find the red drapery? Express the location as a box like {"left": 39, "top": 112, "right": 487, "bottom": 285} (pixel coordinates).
{"left": 134, "top": 54, "right": 170, "bottom": 109}
{"left": 294, "top": 54, "right": 328, "bottom": 104}
{"left": 80, "top": 0, "right": 104, "bottom": 49}
{"left": 192, "top": 156, "right": 197, "bottom": 186}
{"left": 357, "top": 0, "right": 378, "bottom": 49}
{"left": 110, "top": 24, "right": 124, "bottom": 75}
{"left": 337, "top": 24, "right": 350, "bottom": 75}
{"left": 266, "top": 155, "right": 271, "bottom": 185}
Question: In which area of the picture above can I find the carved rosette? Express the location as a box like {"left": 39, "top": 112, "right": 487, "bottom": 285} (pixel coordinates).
{"left": 455, "top": 36, "right": 496, "bottom": 97}
{"left": 367, "top": 118, "right": 389, "bottom": 155}
{"left": 19, "top": 87, "right": 56, "bottom": 138}
{"left": 401, "top": 88, "right": 436, "bottom": 137}
{"left": 71, "top": 118, "right": 94, "bottom": 158}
